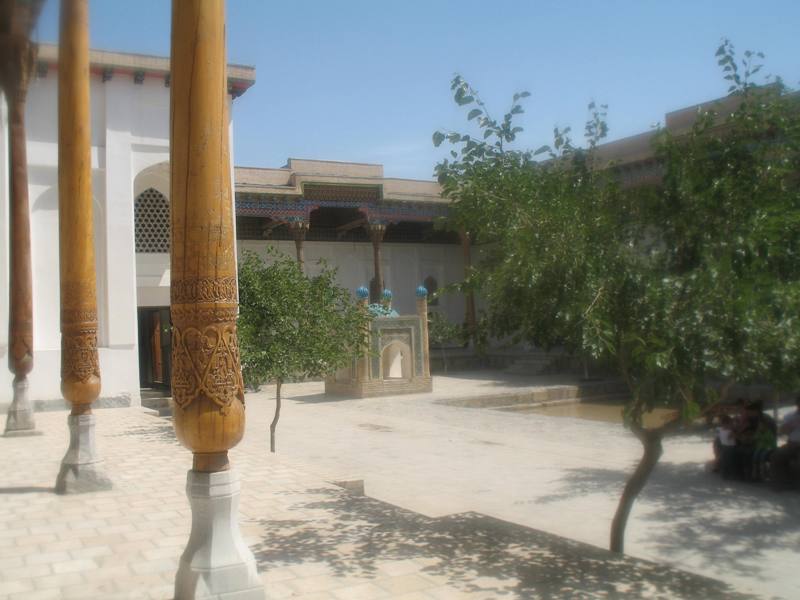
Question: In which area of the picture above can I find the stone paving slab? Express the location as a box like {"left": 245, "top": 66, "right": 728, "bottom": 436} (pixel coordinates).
{"left": 0, "top": 396, "right": 763, "bottom": 600}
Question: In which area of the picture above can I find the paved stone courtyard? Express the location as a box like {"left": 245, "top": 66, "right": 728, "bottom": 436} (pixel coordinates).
{"left": 0, "top": 372, "right": 796, "bottom": 599}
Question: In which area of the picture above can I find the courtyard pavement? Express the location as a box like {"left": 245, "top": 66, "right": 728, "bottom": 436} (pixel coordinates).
{"left": 0, "top": 371, "right": 795, "bottom": 599}
{"left": 259, "top": 372, "right": 799, "bottom": 600}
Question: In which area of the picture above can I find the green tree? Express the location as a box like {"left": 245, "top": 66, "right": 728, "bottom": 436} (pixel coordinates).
{"left": 433, "top": 41, "right": 800, "bottom": 553}
{"left": 427, "top": 311, "right": 462, "bottom": 373}
{"left": 237, "top": 250, "right": 372, "bottom": 452}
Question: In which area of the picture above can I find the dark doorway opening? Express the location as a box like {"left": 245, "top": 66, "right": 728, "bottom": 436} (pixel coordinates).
{"left": 137, "top": 307, "right": 171, "bottom": 392}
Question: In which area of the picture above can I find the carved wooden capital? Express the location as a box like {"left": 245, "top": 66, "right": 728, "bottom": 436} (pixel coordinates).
{"left": 288, "top": 219, "right": 309, "bottom": 241}
{"left": 368, "top": 222, "right": 386, "bottom": 246}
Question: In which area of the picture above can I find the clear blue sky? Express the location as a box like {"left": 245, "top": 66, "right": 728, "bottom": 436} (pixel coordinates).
{"left": 35, "top": 0, "right": 800, "bottom": 180}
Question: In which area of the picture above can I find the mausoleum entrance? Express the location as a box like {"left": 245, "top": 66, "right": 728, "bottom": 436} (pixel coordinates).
{"left": 137, "top": 306, "right": 172, "bottom": 391}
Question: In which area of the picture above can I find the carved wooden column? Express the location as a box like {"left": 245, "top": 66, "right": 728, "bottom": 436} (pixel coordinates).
{"left": 170, "top": 1, "right": 263, "bottom": 597}
{"left": 55, "top": 0, "right": 111, "bottom": 493}
{"left": 288, "top": 219, "right": 309, "bottom": 273}
{"left": 415, "top": 285, "right": 431, "bottom": 378}
{"left": 368, "top": 221, "right": 386, "bottom": 303}
{"left": 1, "top": 0, "right": 42, "bottom": 436}
{"left": 459, "top": 229, "right": 477, "bottom": 343}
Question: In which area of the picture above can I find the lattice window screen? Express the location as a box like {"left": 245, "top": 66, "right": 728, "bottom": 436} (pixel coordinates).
{"left": 134, "top": 188, "right": 170, "bottom": 253}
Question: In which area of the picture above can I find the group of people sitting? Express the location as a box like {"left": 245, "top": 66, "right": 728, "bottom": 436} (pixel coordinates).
{"left": 712, "top": 396, "right": 800, "bottom": 490}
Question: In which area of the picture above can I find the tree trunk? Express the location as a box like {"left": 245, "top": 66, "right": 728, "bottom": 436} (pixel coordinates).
{"left": 609, "top": 426, "right": 663, "bottom": 554}
{"left": 270, "top": 379, "right": 282, "bottom": 453}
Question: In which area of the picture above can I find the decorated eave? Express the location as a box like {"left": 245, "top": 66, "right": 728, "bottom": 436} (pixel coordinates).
{"left": 235, "top": 192, "right": 450, "bottom": 225}
{"left": 234, "top": 159, "right": 449, "bottom": 225}
{"left": 34, "top": 43, "right": 256, "bottom": 97}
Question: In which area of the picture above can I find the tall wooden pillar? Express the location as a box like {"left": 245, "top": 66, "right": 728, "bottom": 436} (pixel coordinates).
{"left": 368, "top": 222, "right": 386, "bottom": 303}
{"left": 288, "top": 219, "right": 309, "bottom": 273}
{"left": 415, "top": 285, "right": 431, "bottom": 378}
{"left": 55, "top": 0, "right": 111, "bottom": 493}
{"left": 459, "top": 229, "right": 477, "bottom": 343}
{"left": 1, "top": 0, "right": 42, "bottom": 436}
{"left": 170, "top": 1, "right": 263, "bottom": 597}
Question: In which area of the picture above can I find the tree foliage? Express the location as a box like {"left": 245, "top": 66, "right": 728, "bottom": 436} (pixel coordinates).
{"left": 432, "top": 40, "right": 800, "bottom": 551}
{"left": 237, "top": 249, "right": 372, "bottom": 451}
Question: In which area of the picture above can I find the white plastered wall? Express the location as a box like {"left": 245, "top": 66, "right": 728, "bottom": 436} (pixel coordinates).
{"left": 237, "top": 239, "right": 466, "bottom": 323}
{"left": 0, "top": 72, "right": 163, "bottom": 409}
{"left": 132, "top": 95, "right": 237, "bottom": 310}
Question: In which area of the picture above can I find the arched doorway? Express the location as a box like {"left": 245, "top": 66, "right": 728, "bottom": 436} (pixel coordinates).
{"left": 133, "top": 163, "right": 172, "bottom": 395}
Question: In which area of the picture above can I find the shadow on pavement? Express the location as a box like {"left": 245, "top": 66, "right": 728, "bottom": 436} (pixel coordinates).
{"left": 252, "top": 486, "right": 754, "bottom": 599}
{"left": 0, "top": 486, "right": 55, "bottom": 494}
{"left": 110, "top": 420, "right": 179, "bottom": 444}
{"left": 535, "top": 461, "right": 800, "bottom": 580}
{"left": 287, "top": 393, "right": 355, "bottom": 404}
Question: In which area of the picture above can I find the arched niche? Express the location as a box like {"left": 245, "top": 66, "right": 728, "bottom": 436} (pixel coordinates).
{"left": 381, "top": 340, "right": 412, "bottom": 380}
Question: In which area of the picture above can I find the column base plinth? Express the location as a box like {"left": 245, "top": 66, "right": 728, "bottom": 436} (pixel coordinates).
{"left": 175, "top": 469, "right": 264, "bottom": 600}
{"left": 4, "top": 377, "right": 38, "bottom": 435}
{"left": 55, "top": 414, "right": 112, "bottom": 494}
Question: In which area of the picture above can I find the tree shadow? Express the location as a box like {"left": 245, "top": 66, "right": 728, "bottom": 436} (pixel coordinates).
{"left": 252, "top": 486, "right": 753, "bottom": 599}
{"left": 535, "top": 461, "right": 800, "bottom": 580}
{"left": 0, "top": 486, "right": 55, "bottom": 494}
{"left": 438, "top": 370, "right": 585, "bottom": 389}
{"left": 288, "top": 392, "right": 356, "bottom": 404}
{"left": 108, "top": 419, "right": 178, "bottom": 445}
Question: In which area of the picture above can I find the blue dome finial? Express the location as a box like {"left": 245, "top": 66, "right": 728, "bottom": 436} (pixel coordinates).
{"left": 356, "top": 286, "right": 369, "bottom": 299}
{"left": 416, "top": 285, "right": 428, "bottom": 298}
{"left": 381, "top": 289, "right": 393, "bottom": 301}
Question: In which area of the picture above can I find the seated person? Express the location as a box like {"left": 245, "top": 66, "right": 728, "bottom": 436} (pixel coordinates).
{"left": 734, "top": 401, "right": 761, "bottom": 480}
{"left": 752, "top": 406, "right": 777, "bottom": 481}
{"left": 771, "top": 396, "right": 800, "bottom": 490}
{"left": 716, "top": 414, "right": 737, "bottom": 479}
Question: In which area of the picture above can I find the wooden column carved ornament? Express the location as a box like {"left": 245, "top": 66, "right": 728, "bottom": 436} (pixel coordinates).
{"left": 58, "top": 0, "right": 100, "bottom": 415}
{"left": 170, "top": 0, "right": 245, "bottom": 473}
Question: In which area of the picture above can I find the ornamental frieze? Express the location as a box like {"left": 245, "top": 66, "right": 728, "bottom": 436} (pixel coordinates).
{"left": 171, "top": 305, "right": 239, "bottom": 325}
{"left": 171, "top": 276, "right": 238, "bottom": 305}
{"left": 236, "top": 194, "right": 448, "bottom": 224}
{"left": 60, "top": 308, "right": 98, "bottom": 325}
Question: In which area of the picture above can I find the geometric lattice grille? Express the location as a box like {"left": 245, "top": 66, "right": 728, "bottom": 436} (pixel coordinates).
{"left": 134, "top": 188, "right": 170, "bottom": 253}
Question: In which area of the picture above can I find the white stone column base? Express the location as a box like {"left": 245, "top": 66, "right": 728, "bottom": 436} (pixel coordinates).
{"left": 175, "top": 469, "right": 264, "bottom": 600}
{"left": 4, "top": 376, "right": 39, "bottom": 436}
{"left": 55, "top": 414, "right": 112, "bottom": 494}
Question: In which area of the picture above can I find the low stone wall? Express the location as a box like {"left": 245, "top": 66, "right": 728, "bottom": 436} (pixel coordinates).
{"left": 325, "top": 376, "right": 432, "bottom": 398}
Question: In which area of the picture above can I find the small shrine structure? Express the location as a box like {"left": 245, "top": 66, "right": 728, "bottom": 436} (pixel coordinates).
{"left": 326, "top": 286, "right": 432, "bottom": 397}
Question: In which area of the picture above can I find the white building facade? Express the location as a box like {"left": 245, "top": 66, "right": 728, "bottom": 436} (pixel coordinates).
{"left": 1, "top": 46, "right": 464, "bottom": 409}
